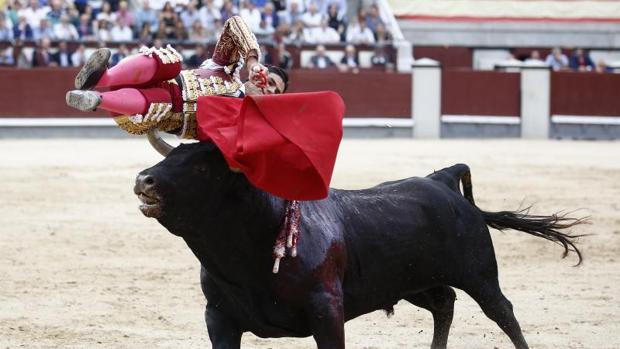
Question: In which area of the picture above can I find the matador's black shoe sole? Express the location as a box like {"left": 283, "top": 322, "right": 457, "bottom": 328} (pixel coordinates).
{"left": 66, "top": 90, "right": 102, "bottom": 112}
{"left": 74, "top": 48, "right": 111, "bottom": 90}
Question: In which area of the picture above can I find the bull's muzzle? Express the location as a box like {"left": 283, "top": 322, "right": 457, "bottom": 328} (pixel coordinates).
{"left": 134, "top": 173, "right": 162, "bottom": 218}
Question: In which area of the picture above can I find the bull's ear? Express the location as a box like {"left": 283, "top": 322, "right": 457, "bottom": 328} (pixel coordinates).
{"left": 147, "top": 129, "right": 174, "bottom": 157}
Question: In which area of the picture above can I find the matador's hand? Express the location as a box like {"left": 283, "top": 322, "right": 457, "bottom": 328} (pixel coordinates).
{"left": 248, "top": 63, "right": 269, "bottom": 89}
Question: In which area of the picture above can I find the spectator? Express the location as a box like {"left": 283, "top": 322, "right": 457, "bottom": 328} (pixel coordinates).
{"left": 524, "top": 50, "right": 543, "bottom": 65}
{"left": 212, "top": 18, "right": 224, "bottom": 39}
{"left": 544, "top": 47, "right": 568, "bottom": 71}
{"left": 96, "top": 2, "right": 117, "bottom": 23}
{"left": 301, "top": 2, "right": 321, "bottom": 28}
{"left": 338, "top": 44, "right": 358, "bottom": 73}
{"left": 53, "top": 15, "right": 79, "bottom": 41}
{"left": 13, "top": 15, "right": 34, "bottom": 40}
{"left": 158, "top": 1, "right": 178, "bottom": 39}
{"left": 595, "top": 59, "right": 613, "bottom": 73}
{"left": 275, "top": 42, "right": 293, "bottom": 69}
{"left": 261, "top": 2, "right": 278, "bottom": 31}
{"left": 111, "top": 43, "right": 130, "bottom": 65}
{"left": 254, "top": 19, "right": 274, "bottom": 39}
{"left": 94, "top": 19, "right": 112, "bottom": 42}
{"left": 115, "top": 1, "right": 135, "bottom": 29}
{"left": 32, "top": 18, "right": 54, "bottom": 40}
{"left": 279, "top": 0, "right": 302, "bottom": 25}
{"left": 187, "top": 44, "right": 208, "bottom": 68}
{"left": 346, "top": 18, "right": 374, "bottom": 44}
{"left": 188, "top": 18, "right": 209, "bottom": 42}
{"left": 365, "top": 3, "right": 383, "bottom": 33}
{"left": 307, "top": 18, "right": 339, "bottom": 44}
{"left": 326, "top": 3, "right": 345, "bottom": 40}
{"left": 110, "top": 17, "right": 133, "bottom": 41}
{"left": 199, "top": 0, "right": 221, "bottom": 30}
{"left": 71, "top": 43, "right": 90, "bottom": 67}
{"left": 220, "top": 0, "right": 238, "bottom": 22}
{"left": 0, "top": 14, "right": 15, "bottom": 40}
{"left": 370, "top": 45, "right": 388, "bottom": 69}
{"left": 46, "top": 0, "right": 64, "bottom": 26}
{"left": 180, "top": 0, "right": 200, "bottom": 30}
{"left": 6, "top": 2, "right": 21, "bottom": 28}
{"left": 308, "top": 44, "right": 334, "bottom": 69}
{"left": 135, "top": 0, "right": 159, "bottom": 36}
{"left": 174, "top": 19, "right": 188, "bottom": 40}
{"left": 0, "top": 46, "right": 15, "bottom": 66}
{"left": 31, "top": 37, "right": 54, "bottom": 67}
{"left": 77, "top": 14, "right": 93, "bottom": 39}
{"left": 240, "top": 0, "right": 261, "bottom": 32}
{"left": 374, "top": 23, "right": 392, "bottom": 43}
{"left": 569, "top": 48, "right": 595, "bottom": 72}
{"left": 307, "top": 0, "right": 331, "bottom": 15}
{"left": 287, "top": 18, "right": 308, "bottom": 44}
{"left": 51, "top": 40, "right": 73, "bottom": 67}
{"left": 19, "top": 0, "right": 49, "bottom": 29}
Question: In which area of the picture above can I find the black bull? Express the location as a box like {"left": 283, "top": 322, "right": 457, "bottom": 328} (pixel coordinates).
{"left": 134, "top": 142, "right": 584, "bottom": 349}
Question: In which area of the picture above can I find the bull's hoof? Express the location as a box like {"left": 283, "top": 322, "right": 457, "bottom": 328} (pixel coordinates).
{"left": 66, "top": 90, "right": 102, "bottom": 112}
{"left": 74, "top": 48, "right": 110, "bottom": 90}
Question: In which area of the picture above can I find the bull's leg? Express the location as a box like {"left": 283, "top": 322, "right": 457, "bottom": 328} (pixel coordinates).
{"left": 306, "top": 282, "right": 345, "bottom": 349}
{"left": 404, "top": 286, "right": 456, "bottom": 349}
{"left": 465, "top": 281, "right": 529, "bottom": 349}
{"left": 205, "top": 304, "right": 242, "bottom": 349}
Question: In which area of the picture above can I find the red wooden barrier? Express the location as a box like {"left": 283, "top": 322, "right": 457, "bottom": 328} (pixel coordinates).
{"left": 0, "top": 68, "right": 107, "bottom": 117}
{"left": 0, "top": 68, "right": 411, "bottom": 118}
{"left": 414, "top": 46, "right": 473, "bottom": 68}
{"left": 288, "top": 70, "right": 411, "bottom": 117}
{"left": 442, "top": 69, "right": 520, "bottom": 116}
{"left": 551, "top": 72, "right": 620, "bottom": 116}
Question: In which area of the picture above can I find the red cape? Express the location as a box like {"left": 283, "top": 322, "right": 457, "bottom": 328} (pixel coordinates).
{"left": 196, "top": 91, "right": 345, "bottom": 200}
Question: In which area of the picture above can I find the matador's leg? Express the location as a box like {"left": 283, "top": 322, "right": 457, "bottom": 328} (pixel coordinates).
{"left": 74, "top": 46, "right": 183, "bottom": 90}
{"left": 66, "top": 87, "right": 171, "bottom": 115}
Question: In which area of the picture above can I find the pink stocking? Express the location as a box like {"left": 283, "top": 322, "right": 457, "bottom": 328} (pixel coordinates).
{"left": 96, "top": 53, "right": 181, "bottom": 89}
{"left": 99, "top": 87, "right": 171, "bottom": 116}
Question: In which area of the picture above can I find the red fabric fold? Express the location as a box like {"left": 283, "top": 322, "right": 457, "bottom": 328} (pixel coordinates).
{"left": 196, "top": 91, "right": 345, "bottom": 200}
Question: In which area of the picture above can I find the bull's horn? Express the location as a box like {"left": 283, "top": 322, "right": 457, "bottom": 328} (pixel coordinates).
{"left": 147, "top": 129, "right": 174, "bottom": 157}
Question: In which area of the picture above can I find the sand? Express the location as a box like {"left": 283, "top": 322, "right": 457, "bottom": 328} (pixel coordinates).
{"left": 0, "top": 138, "right": 618, "bottom": 348}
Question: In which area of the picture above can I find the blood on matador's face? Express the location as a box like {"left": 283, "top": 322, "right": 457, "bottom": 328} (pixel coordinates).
{"left": 245, "top": 72, "right": 286, "bottom": 96}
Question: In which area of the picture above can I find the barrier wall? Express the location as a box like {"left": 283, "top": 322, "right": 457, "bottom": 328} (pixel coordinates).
{"left": 2, "top": 67, "right": 619, "bottom": 139}
{"left": 442, "top": 70, "right": 520, "bottom": 116}
{"left": 0, "top": 68, "right": 411, "bottom": 118}
{"left": 551, "top": 72, "right": 620, "bottom": 116}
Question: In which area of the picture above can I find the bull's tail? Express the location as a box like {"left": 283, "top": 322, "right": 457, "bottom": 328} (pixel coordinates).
{"left": 435, "top": 164, "right": 588, "bottom": 265}
{"left": 481, "top": 208, "right": 587, "bottom": 265}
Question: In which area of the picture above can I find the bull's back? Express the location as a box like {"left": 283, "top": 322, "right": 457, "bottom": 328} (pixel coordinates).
{"left": 332, "top": 176, "right": 489, "bottom": 317}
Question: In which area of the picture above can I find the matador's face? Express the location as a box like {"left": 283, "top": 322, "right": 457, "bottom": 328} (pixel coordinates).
{"left": 245, "top": 73, "right": 286, "bottom": 96}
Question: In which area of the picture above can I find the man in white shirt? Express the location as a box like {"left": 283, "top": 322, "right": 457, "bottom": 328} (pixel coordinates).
{"left": 19, "top": 0, "right": 50, "bottom": 29}
{"left": 240, "top": 0, "right": 261, "bottom": 32}
{"left": 199, "top": 0, "right": 222, "bottom": 30}
{"left": 307, "top": 19, "right": 339, "bottom": 44}
{"left": 53, "top": 15, "right": 79, "bottom": 41}
{"left": 346, "top": 19, "right": 375, "bottom": 44}
{"left": 181, "top": 0, "right": 201, "bottom": 30}
{"left": 110, "top": 18, "right": 133, "bottom": 41}
{"left": 301, "top": 2, "right": 322, "bottom": 28}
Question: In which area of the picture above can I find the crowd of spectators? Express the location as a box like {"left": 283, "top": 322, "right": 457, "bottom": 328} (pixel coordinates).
{"left": 0, "top": 0, "right": 394, "bottom": 68}
{"left": 522, "top": 47, "right": 614, "bottom": 73}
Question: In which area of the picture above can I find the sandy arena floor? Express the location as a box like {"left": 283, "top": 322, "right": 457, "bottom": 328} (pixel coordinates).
{"left": 0, "top": 138, "right": 619, "bottom": 349}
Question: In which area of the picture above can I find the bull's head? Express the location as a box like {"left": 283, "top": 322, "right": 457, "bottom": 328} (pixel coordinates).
{"left": 135, "top": 133, "right": 245, "bottom": 236}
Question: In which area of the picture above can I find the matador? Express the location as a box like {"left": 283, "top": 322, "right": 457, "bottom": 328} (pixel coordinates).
{"left": 66, "top": 16, "right": 345, "bottom": 202}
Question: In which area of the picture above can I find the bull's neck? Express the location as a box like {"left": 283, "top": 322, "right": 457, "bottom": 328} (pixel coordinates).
{"left": 182, "top": 187, "right": 286, "bottom": 281}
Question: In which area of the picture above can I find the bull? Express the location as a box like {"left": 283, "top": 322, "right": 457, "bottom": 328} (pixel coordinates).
{"left": 134, "top": 133, "right": 585, "bottom": 349}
